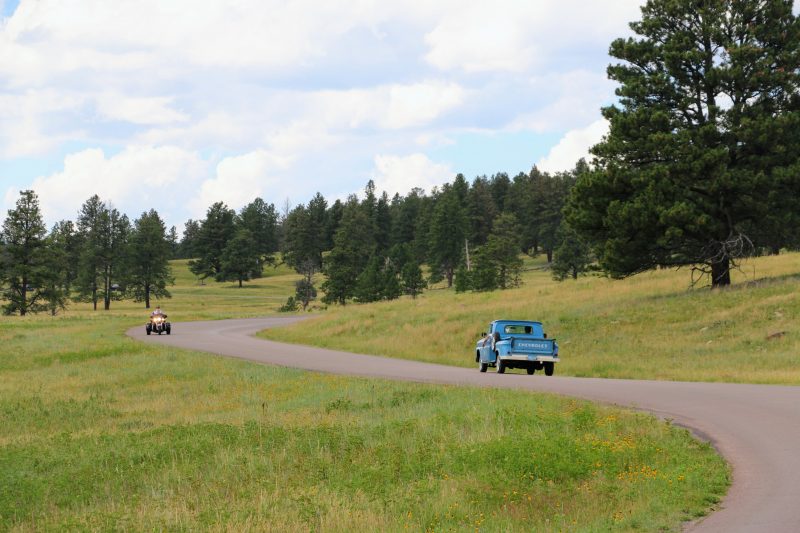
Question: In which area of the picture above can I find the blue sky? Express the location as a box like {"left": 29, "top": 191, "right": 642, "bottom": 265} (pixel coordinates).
{"left": 0, "top": 0, "right": 644, "bottom": 231}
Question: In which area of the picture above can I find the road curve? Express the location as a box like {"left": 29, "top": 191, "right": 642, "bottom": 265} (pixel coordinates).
{"left": 128, "top": 317, "right": 800, "bottom": 532}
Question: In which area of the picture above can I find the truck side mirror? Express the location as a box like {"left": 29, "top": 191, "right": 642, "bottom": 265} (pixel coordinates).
{"left": 481, "top": 332, "right": 486, "bottom": 337}
{"left": 543, "top": 333, "right": 547, "bottom": 339}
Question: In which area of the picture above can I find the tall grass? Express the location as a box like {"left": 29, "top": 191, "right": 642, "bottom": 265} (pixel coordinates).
{"left": 0, "top": 260, "right": 729, "bottom": 531}
{"left": 264, "top": 253, "right": 800, "bottom": 384}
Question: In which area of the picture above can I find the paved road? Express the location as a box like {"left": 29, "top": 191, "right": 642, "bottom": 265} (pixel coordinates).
{"left": 128, "top": 317, "right": 800, "bottom": 532}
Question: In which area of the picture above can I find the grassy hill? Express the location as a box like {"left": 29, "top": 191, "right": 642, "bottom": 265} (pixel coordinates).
{"left": 0, "top": 259, "right": 730, "bottom": 531}
{"left": 263, "top": 252, "right": 800, "bottom": 384}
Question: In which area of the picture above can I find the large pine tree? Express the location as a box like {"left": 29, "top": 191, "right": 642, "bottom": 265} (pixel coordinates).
{"left": 75, "top": 195, "right": 106, "bottom": 310}
{"left": 427, "top": 185, "right": 467, "bottom": 287}
{"left": 189, "top": 202, "right": 236, "bottom": 282}
{"left": 322, "top": 197, "right": 374, "bottom": 305}
{"left": 569, "top": 0, "right": 800, "bottom": 287}
{"left": 0, "top": 191, "right": 48, "bottom": 315}
{"left": 127, "top": 209, "right": 174, "bottom": 308}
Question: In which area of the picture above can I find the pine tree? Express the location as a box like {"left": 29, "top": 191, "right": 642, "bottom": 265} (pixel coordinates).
{"left": 219, "top": 228, "right": 261, "bottom": 287}
{"left": 128, "top": 209, "right": 174, "bottom": 308}
{"left": 486, "top": 213, "right": 523, "bottom": 289}
{"left": 322, "top": 197, "right": 374, "bottom": 305}
{"left": 167, "top": 225, "right": 179, "bottom": 259}
{"left": 239, "top": 198, "right": 279, "bottom": 268}
{"left": 178, "top": 219, "right": 200, "bottom": 259}
{"left": 552, "top": 223, "right": 593, "bottom": 281}
{"left": 470, "top": 247, "right": 498, "bottom": 292}
{"left": 390, "top": 188, "right": 423, "bottom": 248}
{"left": 466, "top": 176, "right": 496, "bottom": 246}
{"left": 75, "top": 195, "right": 106, "bottom": 310}
{"left": 375, "top": 192, "right": 392, "bottom": 254}
{"left": 454, "top": 263, "right": 472, "bottom": 293}
{"left": 294, "top": 278, "right": 317, "bottom": 310}
{"left": 354, "top": 255, "right": 384, "bottom": 303}
{"left": 0, "top": 190, "right": 48, "bottom": 315}
{"left": 282, "top": 196, "right": 328, "bottom": 308}
{"left": 99, "top": 207, "right": 130, "bottom": 310}
{"left": 536, "top": 169, "right": 577, "bottom": 263}
{"left": 189, "top": 202, "right": 236, "bottom": 282}
{"left": 568, "top": 0, "right": 800, "bottom": 287}
{"left": 381, "top": 259, "right": 402, "bottom": 300}
{"left": 41, "top": 221, "right": 76, "bottom": 315}
{"left": 427, "top": 186, "right": 467, "bottom": 287}
{"left": 400, "top": 261, "right": 427, "bottom": 299}
{"left": 489, "top": 173, "right": 511, "bottom": 212}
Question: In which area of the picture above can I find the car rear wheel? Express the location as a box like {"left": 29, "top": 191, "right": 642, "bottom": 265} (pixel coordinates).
{"left": 526, "top": 367, "right": 535, "bottom": 375}
{"left": 544, "top": 362, "right": 554, "bottom": 376}
{"left": 496, "top": 354, "right": 505, "bottom": 374}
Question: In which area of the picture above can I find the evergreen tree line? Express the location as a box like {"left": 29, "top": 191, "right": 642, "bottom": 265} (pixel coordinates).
{"left": 179, "top": 162, "right": 592, "bottom": 309}
{"left": 0, "top": 191, "right": 174, "bottom": 315}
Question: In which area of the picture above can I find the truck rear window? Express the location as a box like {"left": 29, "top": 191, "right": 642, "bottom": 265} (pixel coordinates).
{"left": 504, "top": 325, "right": 532, "bottom": 334}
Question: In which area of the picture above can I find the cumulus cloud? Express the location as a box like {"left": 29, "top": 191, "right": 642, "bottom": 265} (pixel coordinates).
{"left": 371, "top": 153, "right": 454, "bottom": 197}
{"left": 537, "top": 119, "right": 607, "bottom": 173}
{"left": 424, "top": 1, "right": 642, "bottom": 73}
{"left": 7, "top": 145, "right": 207, "bottom": 227}
{"left": 509, "top": 70, "right": 616, "bottom": 133}
{"left": 0, "top": 89, "right": 86, "bottom": 157}
{"left": 189, "top": 150, "right": 291, "bottom": 218}
{"left": 95, "top": 95, "right": 189, "bottom": 125}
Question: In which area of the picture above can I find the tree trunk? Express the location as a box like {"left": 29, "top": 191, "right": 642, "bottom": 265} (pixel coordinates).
{"left": 103, "top": 267, "right": 111, "bottom": 310}
{"left": 20, "top": 276, "right": 27, "bottom": 316}
{"left": 446, "top": 267, "right": 454, "bottom": 287}
{"left": 239, "top": 278, "right": 243, "bottom": 288}
{"left": 572, "top": 267, "right": 578, "bottom": 280}
{"left": 145, "top": 283, "right": 150, "bottom": 309}
{"left": 92, "top": 284, "right": 97, "bottom": 311}
{"left": 546, "top": 249, "right": 553, "bottom": 263}
{"left": 711, "top": 259, "right": 731, "bottom": 288}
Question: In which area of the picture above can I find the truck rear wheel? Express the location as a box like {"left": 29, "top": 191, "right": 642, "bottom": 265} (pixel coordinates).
{"left": 526, "top": 367, "right": 535, "bottom": 375}
{"left": 496, "top": 354, "right": 505, "bottom": 374}
{"left": 544, "top": 362, "right": 554, "bottom": 376}
{"left": 479, "top": 362, "right": 487, "bottom": 372}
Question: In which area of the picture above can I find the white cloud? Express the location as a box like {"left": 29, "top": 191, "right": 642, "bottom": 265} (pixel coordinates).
{"left": 385, "top": 81, "right": 465, "bottom": 129}
{"left": 424, "top": 3, "right": 543, "bottom": 73}
{"left": 95, "top": 95, "right": 189, "bottom": 125}
{"left": 509, "top": 70, "right": 616, "bottom": 133}
{"left": 0, "top": 89, "right": 85, "bottom": 157}
{"left": 189, "top": 150, "right": 291, "bottom": 218}
{"left": 371, "top": 153, "right": 454, "bottom": 196}
{"left": 0, "top": 0, "right": 393, "bottom": 85}
{"left": 14, "top": 146, "right": 207, "bottom": 226}
{"left": 537, "top": 119, "right": 607, "bottom": 173}
{"left": 423, "top": 1, "right": 642, "bottom": 73}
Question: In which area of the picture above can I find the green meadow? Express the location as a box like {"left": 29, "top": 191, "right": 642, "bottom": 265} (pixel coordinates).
{"left": 264, "top": 252, "right": 800, "bottom": 385}
{"left": 0, "top": 259, "right": 730, "bottom": 531}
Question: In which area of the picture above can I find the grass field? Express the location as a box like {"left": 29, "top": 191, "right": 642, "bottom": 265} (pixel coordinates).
{"left": 263, "top": 252, "right": 800, "bottom": 384}
{"left": 0, "top": 259, "right": 730, "bottom": 531}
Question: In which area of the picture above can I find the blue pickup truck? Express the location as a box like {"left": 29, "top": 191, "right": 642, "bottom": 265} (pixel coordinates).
{"left": 476, "top": 320, "right": 559, "bottom": 375}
